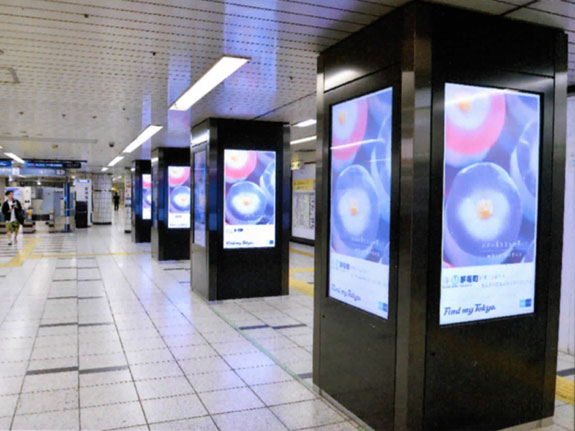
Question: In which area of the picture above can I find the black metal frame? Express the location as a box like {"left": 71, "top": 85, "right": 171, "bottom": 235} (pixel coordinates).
{"left": 191, "top": 118, "right": 290, "bottom": 301}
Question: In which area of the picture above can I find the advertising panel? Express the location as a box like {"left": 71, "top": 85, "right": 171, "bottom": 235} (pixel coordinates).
{"left": 142, "top": 174, "right": 152, "bottom": 220}
{"left": 440, "top": 83, "right": 540, "bottom": 325}
{"left": 193, "top": 151, "right": 207, "bottom": 247}
{"left": 328, "top": 87, "right": 392, "bottom": 319}
{"left": 223, "top": 150, "right": 275, "bottom": 249}
{"left": 167, "top": 167, "right": 191, "bottom": 229}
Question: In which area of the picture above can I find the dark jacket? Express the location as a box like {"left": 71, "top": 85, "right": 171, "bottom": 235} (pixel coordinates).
{"left": 2, "top": 199, "right": 24, "bottom": 224}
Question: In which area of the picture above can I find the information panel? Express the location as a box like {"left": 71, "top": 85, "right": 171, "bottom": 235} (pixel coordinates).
{"left": 292, "top": 163, "right": 316, "bottom": 241}
{"left": 223, "top": 150, "right": 275, "bottom": 249}
{"left": 328, "top": 87, "right": 392, "bottom": 319}
{"left": 193, "top": 151, "right": 207, "bottom": 247}
{"left": 142, "top": 174, "right": 152, "bottom": 220}
{"left": 167, "top": 166, "right": 191, "bottom": 229}
{"left": 440, "top": 83, "right": 540, "bottom": 325}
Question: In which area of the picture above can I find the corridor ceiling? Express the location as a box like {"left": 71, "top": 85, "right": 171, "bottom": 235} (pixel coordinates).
{"left": 0, "top": 0, "right": 573, "bottom": 172}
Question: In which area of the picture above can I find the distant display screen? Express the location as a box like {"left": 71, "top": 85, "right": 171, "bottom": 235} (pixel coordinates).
{"left": 440, "top": 83, "right": 540, "bottom": 325}
{"left": 328, "top": 87, "right": 392, "bottom": 319}
{"left": 142, "top": 174, "right": 152, "bottom": 220}
{"left": 223, "top": 150, "right": 276, "bottom": 249}
{"left": 167, "top": 166, "right": 191, "bottom": 229}
{"left": 193, "top": 151, "right": 207, "bottom": 247}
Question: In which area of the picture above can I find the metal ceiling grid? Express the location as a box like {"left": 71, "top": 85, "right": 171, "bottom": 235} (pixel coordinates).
{"left": 0, "top": 0, "right": 573, "bottom": 171}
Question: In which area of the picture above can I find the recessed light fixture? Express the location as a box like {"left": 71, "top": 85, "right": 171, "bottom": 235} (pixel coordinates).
{"left": 290, "top": 136, "right": 316, "bottom": 145}
{"left": 151, "top": 157, "right": 159, "bottom": 163}
{"left": 293, "top": 119, "right": 316, "bottom": 128}
{"left": 101, "top": 167, "right": 108, "bottom": 172}
{"left": 130, "top": 167, "right": 135, "bottom": 172}
{"left": 123, "top": 125, "right": 163, "bottom": 153}
{"left": 169, "top": 56, "right": 250, "bottom": 111}
{"left": 108, "top": 156, "right": 124, "bottom": 167}
{"left": 5, "top": 152, "right": 25, "bottom": 164}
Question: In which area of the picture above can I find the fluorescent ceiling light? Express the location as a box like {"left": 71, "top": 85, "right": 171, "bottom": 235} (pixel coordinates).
{"left": 123, "top": 125, "right": 163, "bottom": 153}
{"left": 151, "top": 157, "right": 159, "bottom": 163}
{"left": 130, "top": 167, "right": 135, "bottom": 172}
{"left": 101, "top": 167, "right": 108, "bottom": 172}
{"left": 290, "top": 136, "right": 316, "bottom": 145}
{"left": 169, "top": 56, "right": 250, "bottom": 111}
{"left": 293, "top": 119, "right": 316, "bottom": 128}
{"left": 5, "top": 152, "right": 25, "bottom": 164}
{"left": 108, "top": 156, "right": 124, "bottom": 167}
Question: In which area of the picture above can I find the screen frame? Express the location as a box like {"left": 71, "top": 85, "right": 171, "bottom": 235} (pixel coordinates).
{"left": 222, "top": 149, "right": 277, "bottom": 250}
{"left": 326, "top": 86, "right": 394, "bottom": 320}
{"left": 428, "top": 70, "right": 553, "bottom": 330}
{"left": 321, "top": 69, "right": 401, "bottom": 325}
{"left": 166, "top": 165, "right": 191, "bottom": 230}
{"left": 193, "top": 149, "right": 207, "bottom": 247}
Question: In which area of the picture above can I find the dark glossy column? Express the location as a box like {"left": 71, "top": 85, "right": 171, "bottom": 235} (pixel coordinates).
{"left": 191, "top": 118, "right": 290, "bottom": 301}
{"left": 151, "top": 147, "right": 190, "bottom": 261}
{"left": 131, "top": 160, "right": 152, "bottom": 243}
{"left": 313, "top": 3, "right": 567, "bottom": 431}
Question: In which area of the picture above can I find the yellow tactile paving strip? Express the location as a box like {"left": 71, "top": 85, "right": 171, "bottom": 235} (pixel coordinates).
{"left": 556, "top": 375, "right": 575, "bottom": 405}
{"left": 0, "top": 238, "right": 41, "bottom": 268}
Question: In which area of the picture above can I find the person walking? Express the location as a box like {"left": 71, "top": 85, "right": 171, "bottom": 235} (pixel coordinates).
{"left": 2, "top": 190, "right": 24, "bottom": 245}
{"left": 113, "top": 192, "right": 120, "bottom": 211}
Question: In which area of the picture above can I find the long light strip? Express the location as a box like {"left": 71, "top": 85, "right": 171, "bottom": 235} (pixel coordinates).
{"left": 169, "top": 56, "right": 250, "bottom": 111}
{"left": 290, "top": 136, "right": 316, "bottom": 145}
{"left": 108, "top": 156, "right": 124, "bottom": 167}
{"left": 151, "top": 157, "right": 159, "bottom": 163}
{"left": 293, "top": 119, "right": 316, "bottom": 128}
{"left": 123, "top": 125, "right": 163, "bottom": 154}
{"left": 101, "top": 167, "right": 108, "bottom": 172}
{"left": 5, "top": 152, "right": 25, "bottom": 164}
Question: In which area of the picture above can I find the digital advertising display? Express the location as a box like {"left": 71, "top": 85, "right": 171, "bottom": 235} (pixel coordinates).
{"left": 167, "top": 166, "right": 191, "bottom": 229}
{"left": 328, "top": 87, "right": 392, "bottom": 319}
{"left": 5, "top": 187, "right": 22, "bottom": 201}
{"left": 223, "top": 150, "right": 276, "bottom": 249}
{"left": 193, "top": 151, "right": 207, "bottom": 247}
{"left": 142, "top": 174, "right": 152, "bottom": 220}
{"left": 440, "top": 83, "right": 540, "bottom": 325}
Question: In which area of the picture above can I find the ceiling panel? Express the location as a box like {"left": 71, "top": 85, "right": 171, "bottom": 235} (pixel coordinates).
{"left": 0, "top": 0, "right": 573, "bottom": 174}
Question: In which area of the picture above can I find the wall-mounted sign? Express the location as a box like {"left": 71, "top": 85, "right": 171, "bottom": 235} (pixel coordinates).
{"left": 223, "top": 150, "right": 276, "bottom": 249}
{"left": 440, "top": 83, "right": 540, "bottom": 325}
{"left": 328, "top": 87, "right": 392, "bottom": 319}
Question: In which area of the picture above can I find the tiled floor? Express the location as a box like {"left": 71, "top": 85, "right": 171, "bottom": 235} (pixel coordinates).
{"left": 0, "top": 213, "right": 572, "bottom": 431}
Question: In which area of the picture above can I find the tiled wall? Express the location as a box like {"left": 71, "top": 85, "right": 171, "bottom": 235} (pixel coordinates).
{"left": 92, "top": 174, "right": 112, "bottom": 224}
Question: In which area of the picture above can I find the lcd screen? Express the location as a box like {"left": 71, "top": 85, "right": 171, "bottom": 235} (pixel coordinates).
{"left": 142, "top": 174, "right": 152, "bottom": 220}
{"left": 223, "top": 150, "right": 275, "bottom": 249}
{"left": 193, "top": 151, "right": 207, "bottom": 247}
{"left": 328, "top": 87, "right": 392, "bottom": 319}
{"left": 167, "top": 166, "right": 191, "bottom": 229}
{"left": 440, "top": 83, "right": 540, "bottom": 325}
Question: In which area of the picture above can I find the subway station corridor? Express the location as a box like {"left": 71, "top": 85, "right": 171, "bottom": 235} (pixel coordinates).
{"left": 0, "top": 213, "right": 572, "bottom": 431}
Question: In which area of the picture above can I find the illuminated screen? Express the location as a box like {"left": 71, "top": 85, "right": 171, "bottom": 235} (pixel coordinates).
{"left": 193, "top": 151, "right": 207, "bottom": 247}
{"left": 223, "top": 150, "right": 276, "bottom": 249}
{"left": 440, "top": 83, "right": 540, "bottom": 325}
{"left": 142, "top": 174, "right": 152, "bottom": 220}
{"left": 167, "top": 166, "right": 191, "bottom": 229}
{"left": 328, "top": 87, "right": 392, "bottom": 319}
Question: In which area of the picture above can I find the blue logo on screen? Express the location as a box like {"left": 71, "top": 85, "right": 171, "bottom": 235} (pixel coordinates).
{"left": 378, "top": 302, "right": 388, "bottom": 312}
{"left": 520, "top": 299, "right": 533, "bottom": 308}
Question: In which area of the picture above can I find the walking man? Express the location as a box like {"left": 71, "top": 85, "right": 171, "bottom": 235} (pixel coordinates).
{"left": 2, "top": 190, "right": 24, "bottom": 245}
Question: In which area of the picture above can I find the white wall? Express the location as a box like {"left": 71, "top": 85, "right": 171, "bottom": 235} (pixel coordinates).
{"left": 559, "top": 98, "right": 575, "bottom": 354}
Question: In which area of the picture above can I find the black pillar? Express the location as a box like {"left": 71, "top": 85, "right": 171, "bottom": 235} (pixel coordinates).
{"left": 313, "top": 3, "right": 566, "bottom": 431}
{"left": 151, "top": 147, "right": 190, "bottom": 261}
{"left": 191, "top": 118, "right": 290, "bottom": 300}
{"left": 131, "top": 160, "right": 152, "bottom": 243}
